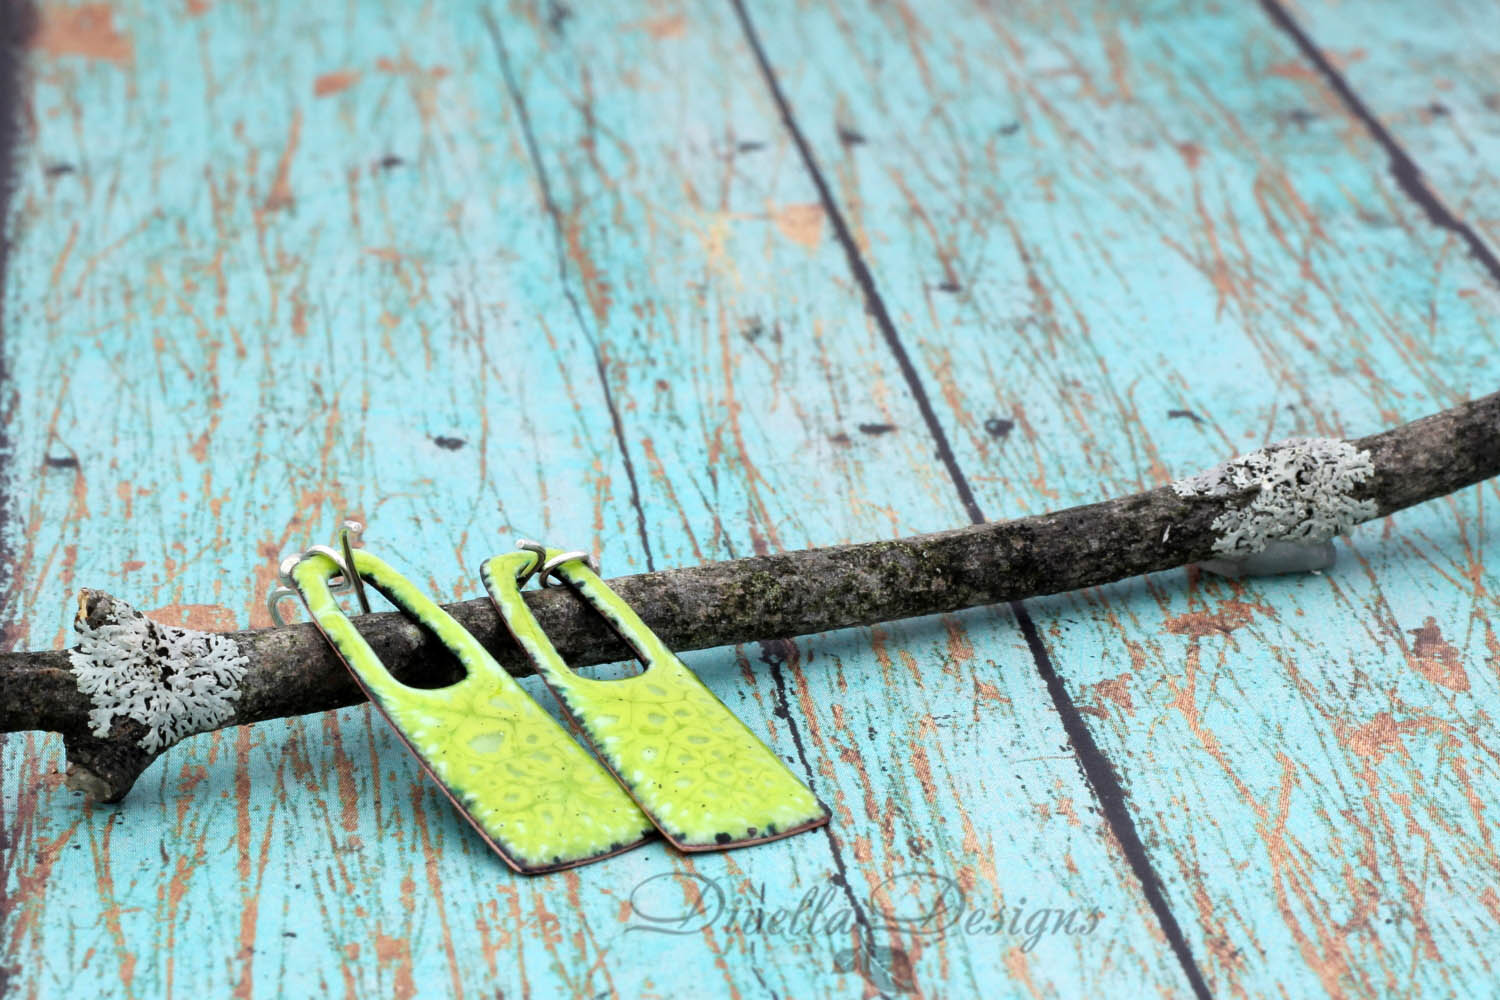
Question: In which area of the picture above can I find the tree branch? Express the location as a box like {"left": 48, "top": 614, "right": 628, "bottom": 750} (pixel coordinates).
{"left": 4, "top": 391, "right": 1497, "bottom": 802}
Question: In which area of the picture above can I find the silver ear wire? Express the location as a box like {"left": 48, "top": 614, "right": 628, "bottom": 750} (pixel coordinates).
{"left": 269, "top": 518, "right": 371, "bottom": 626}
{"left": 513, "top": 538, "right": 598, "bottom": 588}
{"left": 537, "top": 550, "right": 598, "bottom": 589}
{"left": 267, "top": 585, "right": 299, "bottom": 627}
{"left": 339, "top": 519, "right": 370, "bottom": 615}
{"left": 270, "top": 554, "right": 312, "bottom": 626}
{"left": 513, "top": 538, "right": 548, "bottom": 589}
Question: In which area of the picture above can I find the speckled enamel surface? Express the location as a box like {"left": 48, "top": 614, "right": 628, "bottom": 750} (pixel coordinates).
{"left": 290, "top": 551, "right": 652, "bottom": 873}
{"left": 483, "top": 550, "right": 828, "bottom": 849}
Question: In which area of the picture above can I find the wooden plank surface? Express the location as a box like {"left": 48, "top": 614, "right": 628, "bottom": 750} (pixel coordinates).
{"left": 744, "top": 0, "right": 1500, "bottom": 996}
{"left": 2, "top": 1, "right": 1497, "bottom": 998}
{"left": 1289, "top": 0, "right": 1500, "bottom": 254}
{"left": 3, "top": 2, "right": 1184, "bottom": 997}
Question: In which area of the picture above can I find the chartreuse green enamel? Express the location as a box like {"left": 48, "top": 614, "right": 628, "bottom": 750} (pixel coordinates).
{"left": 481, "top": 549, "right": 829, "bottom": 850}
{"left": 288, "top": 551, "right": 653, "bottom": 873}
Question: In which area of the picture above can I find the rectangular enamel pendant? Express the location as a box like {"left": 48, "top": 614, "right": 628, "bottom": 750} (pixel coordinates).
{"left": 482, "top": 548, "right": 830, "bottom": 851}
{"left": 287, "top": 550, "right": 655, "bottom": 874}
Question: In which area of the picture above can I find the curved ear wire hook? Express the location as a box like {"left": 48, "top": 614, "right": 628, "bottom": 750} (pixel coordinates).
{"left": 513, "top": 538, "right": 548, "bottom": 590}
{"left": 273, "top": 547, "right": 351, "bottom": 627}
{"left": 267, "top": 520, "right": 369, "bottom": 626}
{"left": 514, "top": 538, "right": 598, "bottom": 589}
{"left": 339, "top": 519, "right": 371, "bottom": 615}
{"left": 538, "top": 550, "right": 596, "bottom": 589}
{"left": 268, "top": 554, "right": 308, "bottom": 627}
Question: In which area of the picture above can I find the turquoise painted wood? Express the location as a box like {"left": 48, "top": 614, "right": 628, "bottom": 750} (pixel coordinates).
{"left": 747, "top": 0, "right": 1500, "bottom": 995}
{"left": 1294, "top": 0, "right": 1500, "bottom": 255}
{"left": 1, "top": 1, "right": 1495, "bottom": 998}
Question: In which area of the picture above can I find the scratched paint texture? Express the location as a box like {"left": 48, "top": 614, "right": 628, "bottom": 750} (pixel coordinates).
{"left": 1294, "top": 0, "right": 1500, "bottom": 257}
{"left": 1, "top": 1, "right": 1496, "bottom": 998}
{"left": 747, "top": 0, "right": 1500, "bottom": 995}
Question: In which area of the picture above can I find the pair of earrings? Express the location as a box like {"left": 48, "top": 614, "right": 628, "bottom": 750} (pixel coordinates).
{"left": 268, "top": 523, "right": 829, "bottom": 874}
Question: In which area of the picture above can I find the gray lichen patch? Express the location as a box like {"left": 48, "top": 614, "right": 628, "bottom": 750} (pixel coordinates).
{"left": 1172, "top": 437, "right": 1377, "bottom": 558}
{"left": 69, "top": 596, "right": 248, "bottom": 753}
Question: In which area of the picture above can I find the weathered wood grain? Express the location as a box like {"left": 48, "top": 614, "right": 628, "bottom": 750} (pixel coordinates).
{"left": 743, "top": 0, "right": 1500, "bottom": 996}
{"left": 1288, "top": 0, "right": 1500, "bottom": 262}
{"left": 7, "top": 0, "right": 1498, "bottom": 997}
{"left": 0, "top": 2, "right": 1212, "bottom": 998}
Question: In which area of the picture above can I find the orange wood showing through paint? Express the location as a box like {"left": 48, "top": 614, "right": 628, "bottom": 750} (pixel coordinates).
{"left": 2, "top": 1, "right": 1497, "bottom": 997}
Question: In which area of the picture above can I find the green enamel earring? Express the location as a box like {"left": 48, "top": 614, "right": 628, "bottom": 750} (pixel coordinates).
{"left": 271, "top": 529, "right": 654, "bottom": 874}
{"left": 481, "top": 542, "right": 830, "bottom": 851}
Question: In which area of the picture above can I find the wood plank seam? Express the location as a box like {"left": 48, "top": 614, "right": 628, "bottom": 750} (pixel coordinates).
{"left": 480, "top": 6, "right": 658, "bottom": 573}
{"left": 761, "top": 638, "right": 878, "bottom": 941}
{"left": 477, "top": 1, "right": 884, "bottom": 952}
{"left": 727, "top": 1, "right": 1217, "bottom": 998}
{"left": 1259, "top": 0, "right": 1500, "bottom": 287}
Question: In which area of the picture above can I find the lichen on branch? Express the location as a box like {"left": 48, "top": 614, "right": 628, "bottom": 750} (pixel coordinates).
{"left": 1171, "top": 437, "right": 1378, "bottom": 557}
{"left": 1, "top": 390, "right": 1497, "bottom": 803}
{"left": 69, "top": 592, "right": 248, "bottom": 753}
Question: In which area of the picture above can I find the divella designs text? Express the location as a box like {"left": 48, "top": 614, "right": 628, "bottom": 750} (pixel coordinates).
{"left": 626, "top": 871, "right": 1106, "bottom": 952}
